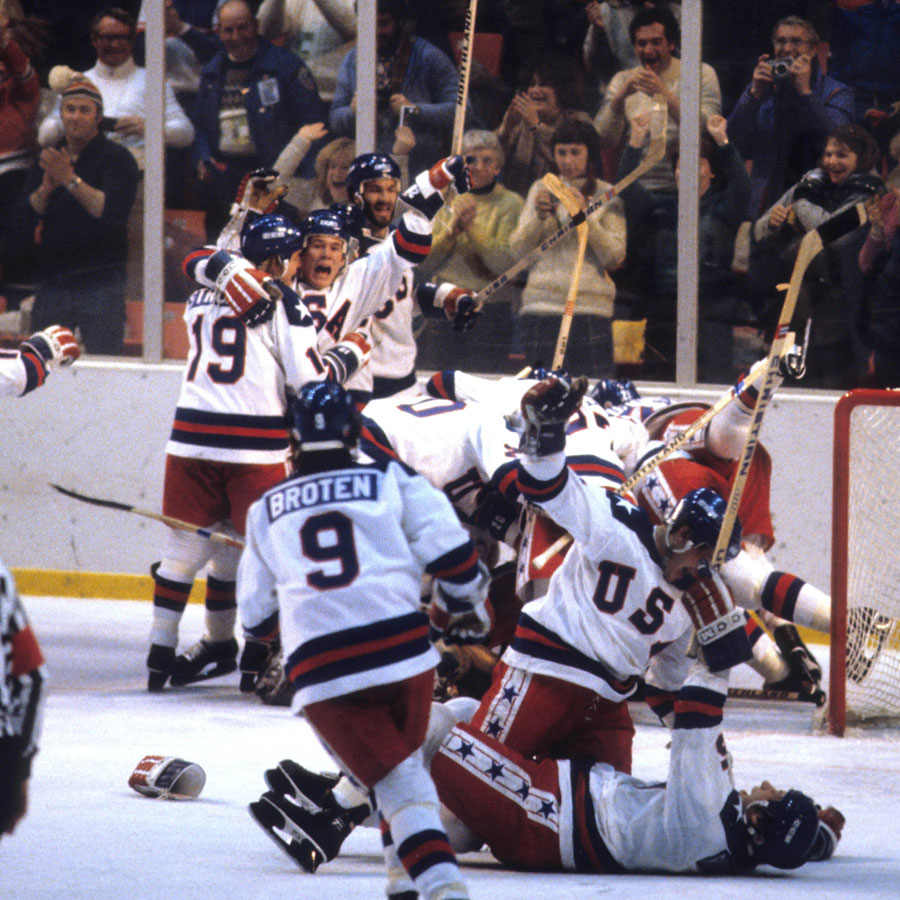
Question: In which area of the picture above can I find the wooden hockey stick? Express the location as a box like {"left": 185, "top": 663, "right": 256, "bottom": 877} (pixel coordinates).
{"left": 710, "top": 201, "right": 869, "bottom": 571}
{"left": 451, "top": 0, "right": 479, "bottom": 155}
{"left": 530, "top": 360, "right": 768, "bottom": 571}
{"left": 542, "top": 172, "right": 590, "bottom": 368}
{"left": 51, "top": 484, "right": 245, "bottom": 549}
{"left": 475, "top": 95, "right": 667, "bottom": 304}
{"left": 726, "top": 686, "right": 825, "bottom": 706}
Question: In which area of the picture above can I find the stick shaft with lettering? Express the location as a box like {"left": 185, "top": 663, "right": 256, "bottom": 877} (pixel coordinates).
{"left": 452, "top": 0, "right": 479, "bottom": 155}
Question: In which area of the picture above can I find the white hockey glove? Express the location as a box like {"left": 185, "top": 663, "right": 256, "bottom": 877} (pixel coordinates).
{"left": 19, "top": 325, "right": 80, "bottom": 368}
{"left": 128, "top": 754, "right": 206, "bottom": 800}
{"left": 211, "top": 253, "right": 282, "bottom": 326}
{"left": 429, "top": 561, "right": 492, "bottom": 645}
{"left": 514, "top": 373, "right": 589, "bottom": 456}
{"left": 322, "top": 330, "right": 371, "bottom": 384}
{"left": 239, "top": 638, "right": 280, "bottom": 693}
{"left": 681, "top": 570, "right": 753, "bottom": 672}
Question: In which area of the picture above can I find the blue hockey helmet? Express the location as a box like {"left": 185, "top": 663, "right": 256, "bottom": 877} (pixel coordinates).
{"left": 743, "top": 790, "right": 819, "bottom": 870}
{"left": 299, "top": 208, "right": 351, "bottom": 250}
{"left": 328, "top": 202, "right": 367, "bottom": 242}
{"left": 590, "top": 378, "right": 640, "bottom": 409}
{"left": 346, "top": 152, "right": 401, "bottom": 199}
{"left": 240, "top": 214, "right": 305, "bottom": 266}
{"left": 291, "top": 381, "right": 361, "bottom": 451}
{"left": 665, "top": 487, "right": 742, "bottom": 561}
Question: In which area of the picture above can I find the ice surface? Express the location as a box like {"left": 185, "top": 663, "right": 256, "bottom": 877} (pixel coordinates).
{"left": 3, "top": 596, "right": 899, "bottom": 900}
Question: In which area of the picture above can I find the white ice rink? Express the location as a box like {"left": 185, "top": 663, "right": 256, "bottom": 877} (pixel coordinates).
{"left": 3, "top": 595, "right": 899, "bottom": 900}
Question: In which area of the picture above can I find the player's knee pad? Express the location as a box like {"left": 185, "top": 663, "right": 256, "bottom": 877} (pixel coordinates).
{"left": 161, "top": 528, "right": 214, "bottom": 575}
{"left": 374, "top": 751, "right": 438, "bottom": 822}
{"left": 721, "top": 548, "right": 773, "bottom": 609}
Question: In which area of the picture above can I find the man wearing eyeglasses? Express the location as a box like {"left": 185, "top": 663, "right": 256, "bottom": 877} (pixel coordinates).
{"left": 726, "top": 15, "right": 853, "bottom": 219}
{"left": 38, "top": 7, "right": 195, "bottom": 169}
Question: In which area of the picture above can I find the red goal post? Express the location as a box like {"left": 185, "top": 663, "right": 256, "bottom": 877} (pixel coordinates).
{"left": 830, "top": 389, "right": 900, "bottom": 736}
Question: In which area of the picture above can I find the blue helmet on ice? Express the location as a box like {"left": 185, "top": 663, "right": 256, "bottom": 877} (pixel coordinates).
{"left": 665, "top": 487, "right": 742, "bottom": 562}
{"left": 346, "top": 152, "right": 401, "bottom": 200}
{"left": 291, "top": 381, "right": 361, "bottom": 451}
{"left": 590, "top": 378, "right": 640, "bottom": 408}
{"left": 743, "top": 789, "right": 819, "bottom": 870}
{"left": 240, "top": 214, "right": 305, "bottom": 266}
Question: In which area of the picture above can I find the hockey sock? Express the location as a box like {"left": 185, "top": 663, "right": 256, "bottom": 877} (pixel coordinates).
{"left": 760, "top": 572, "right": 830, "bottom": 633}
{"left": 204, "top": 574, "right": 237, "bottom": 642}
{"left": 375, "top": 754, "right": 467, "bottom": 900}
{"left": 150, "top": 564, "right": 192, "bottom": 647}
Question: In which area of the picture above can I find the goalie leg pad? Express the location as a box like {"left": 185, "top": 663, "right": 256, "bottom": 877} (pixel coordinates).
{"left": 128, "top": 755, "right": 206, "bottom": 799}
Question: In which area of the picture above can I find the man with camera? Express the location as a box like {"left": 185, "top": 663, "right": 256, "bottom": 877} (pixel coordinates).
{"left": 727, "top": 16, "right": 853, "bottom": 219}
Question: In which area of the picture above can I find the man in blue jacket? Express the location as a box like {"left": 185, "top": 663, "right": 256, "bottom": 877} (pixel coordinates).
{"left": 192, "top": 0, "right": 326, "bottom": 239}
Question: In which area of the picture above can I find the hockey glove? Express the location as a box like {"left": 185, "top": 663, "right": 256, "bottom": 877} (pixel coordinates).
{"left": 209, "top": 252, "right": 281, "bottom": 326}
{"left": 401, "top": 156, "right": 470, "bottom": 220}
{"left": 230, "top": 167, "right": 287, "bottom": 218}
{"left": 19, "top": 325, "right": 80, "bottom": 368}
{"left": 428, "top": 155, "right": 471, "bottom": 195}
{"left": 429, "top": 561, "right": 492, "bottom": 645}
{"left": 474, "top": 487, "right": 522, "bottom": 545}
{"left": 516, "top": 373, "right": 589, "bottom": 455}
{"left": 439, "top": 284, "right": 482, "bottom": 331}
{"left": 322, "top": 330, "right": 371, "bottom": 384}
{"left": 681, "top": 570, "right": 753, "bottom": 672}
{"left": 239, "top": 638, "right": 280, "bottom": 693}
{"left": 128, "top": 754, "right": 206, "bottom": 800}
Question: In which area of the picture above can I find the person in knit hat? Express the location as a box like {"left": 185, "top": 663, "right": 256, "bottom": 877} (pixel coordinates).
{"left": 3, "top": 67, "right": 139, "bottom": 355}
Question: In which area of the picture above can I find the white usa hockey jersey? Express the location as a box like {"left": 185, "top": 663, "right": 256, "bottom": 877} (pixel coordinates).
{"left": 165, "top": 288, "right": 328, "bottom": 464}
{"left": 507, "top": 450, "right": 694, "bottom": 700}
{"left": 237, "top": 452, "right": 481, "bottom": 710}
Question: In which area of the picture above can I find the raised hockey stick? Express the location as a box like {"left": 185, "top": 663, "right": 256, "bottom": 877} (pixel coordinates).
{"left": 710, "top": 201, "right": 869, "bottom": 571}
{"left": 474, "top": 95, "right": 667, "bottom": 304}
{"left": 50, "top": 483, "right": 245, "bottom": 549}
{"left": 542, "top": 172, "right": 590, "bottom": 369}
{"left": 530, "top": 360, "right": 768, "bottom": 571}
{"left": 451, "top": 0, "right": 479, "bottom": 155}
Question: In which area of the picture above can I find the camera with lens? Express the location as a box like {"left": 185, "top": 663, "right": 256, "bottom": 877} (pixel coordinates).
{"left": 768, "top": 56, "right": 794, "bottom": 79}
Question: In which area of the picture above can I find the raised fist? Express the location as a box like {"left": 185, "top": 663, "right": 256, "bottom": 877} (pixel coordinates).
{"left": 521, "top": 373, "right": 589, "bottom": 427}
{"left": 435, "top": 283, "right": 481, "bottom": 331}
{"left": 428, "top": 155, "right": 471, "bottom": 195}
{"left": 231, "top": 168, "right": 287, "bottom": 217}
{"left": 20, "top": 325, "right": 80, "bottom": 368}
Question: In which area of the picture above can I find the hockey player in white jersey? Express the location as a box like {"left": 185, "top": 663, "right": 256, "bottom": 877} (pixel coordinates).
{"left": 239, "top": 381, "right": 490, "bottom": 900}
{"left": 465, "top": 373, "right": 753, "bottom": 775}
{"left": 343, "top": 152, "right": 481, "bottom": 399}
{"left": 189, "top": 154, "right": 478, "bottom": 404}
{"left": 596, "top": 373, "right": 829, "bottom": 702}
{"left": 0, "top": 325, "right": 79, "bottom": 398}
{"left": 146, "top": 217, "right": 372, "bottom": 692}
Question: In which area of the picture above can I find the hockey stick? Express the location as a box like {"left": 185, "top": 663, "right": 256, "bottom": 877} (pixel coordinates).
{"left": 542, "top": 172, "right": 590, "bottom": 369}
{"left": 451, "top": 0, "right": 479, "bottom": 155}
{"left": 50, "top": 483, "right": 245, "bottom": 549}
{"left": 726, "top": 686, "right": 825, "bottom": 706}
{"left": 474, "top": 95, "right": 667, "bottom": 304}
{"left": 530, "top": 360, "right": 768, "bottom": 571}
{"left": 710, "top": 201, "right": 868, "bottom": 571}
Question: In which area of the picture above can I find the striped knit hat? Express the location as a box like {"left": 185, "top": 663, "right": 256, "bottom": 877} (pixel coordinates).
{"left": 48, "top": 66, "right": 103, "bottom": 112}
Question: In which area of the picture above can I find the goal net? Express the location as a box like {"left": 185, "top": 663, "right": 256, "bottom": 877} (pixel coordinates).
{"left": 830, "top": 389, "right": 900, "bottom": 735}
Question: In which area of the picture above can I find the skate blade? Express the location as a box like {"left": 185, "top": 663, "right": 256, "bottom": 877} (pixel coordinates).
{"left": 169, "top": 659, "right": 237, "bottom": 686}
{"left": 248, "top": 799, "right": 322, "bottom": 873}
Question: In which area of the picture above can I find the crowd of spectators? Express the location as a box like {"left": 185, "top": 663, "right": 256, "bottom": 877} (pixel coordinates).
{"left": 0, "top": 0, "right": 898, "bottom": 390}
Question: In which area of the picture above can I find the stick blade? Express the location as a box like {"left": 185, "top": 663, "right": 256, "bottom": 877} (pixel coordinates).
{"left": 50, "top": 483, "right": 133, "bottom": 512}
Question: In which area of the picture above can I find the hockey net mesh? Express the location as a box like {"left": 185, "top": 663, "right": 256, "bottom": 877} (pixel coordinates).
{"left": 838, "top": 395, "right": 900, "bottom": 723}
